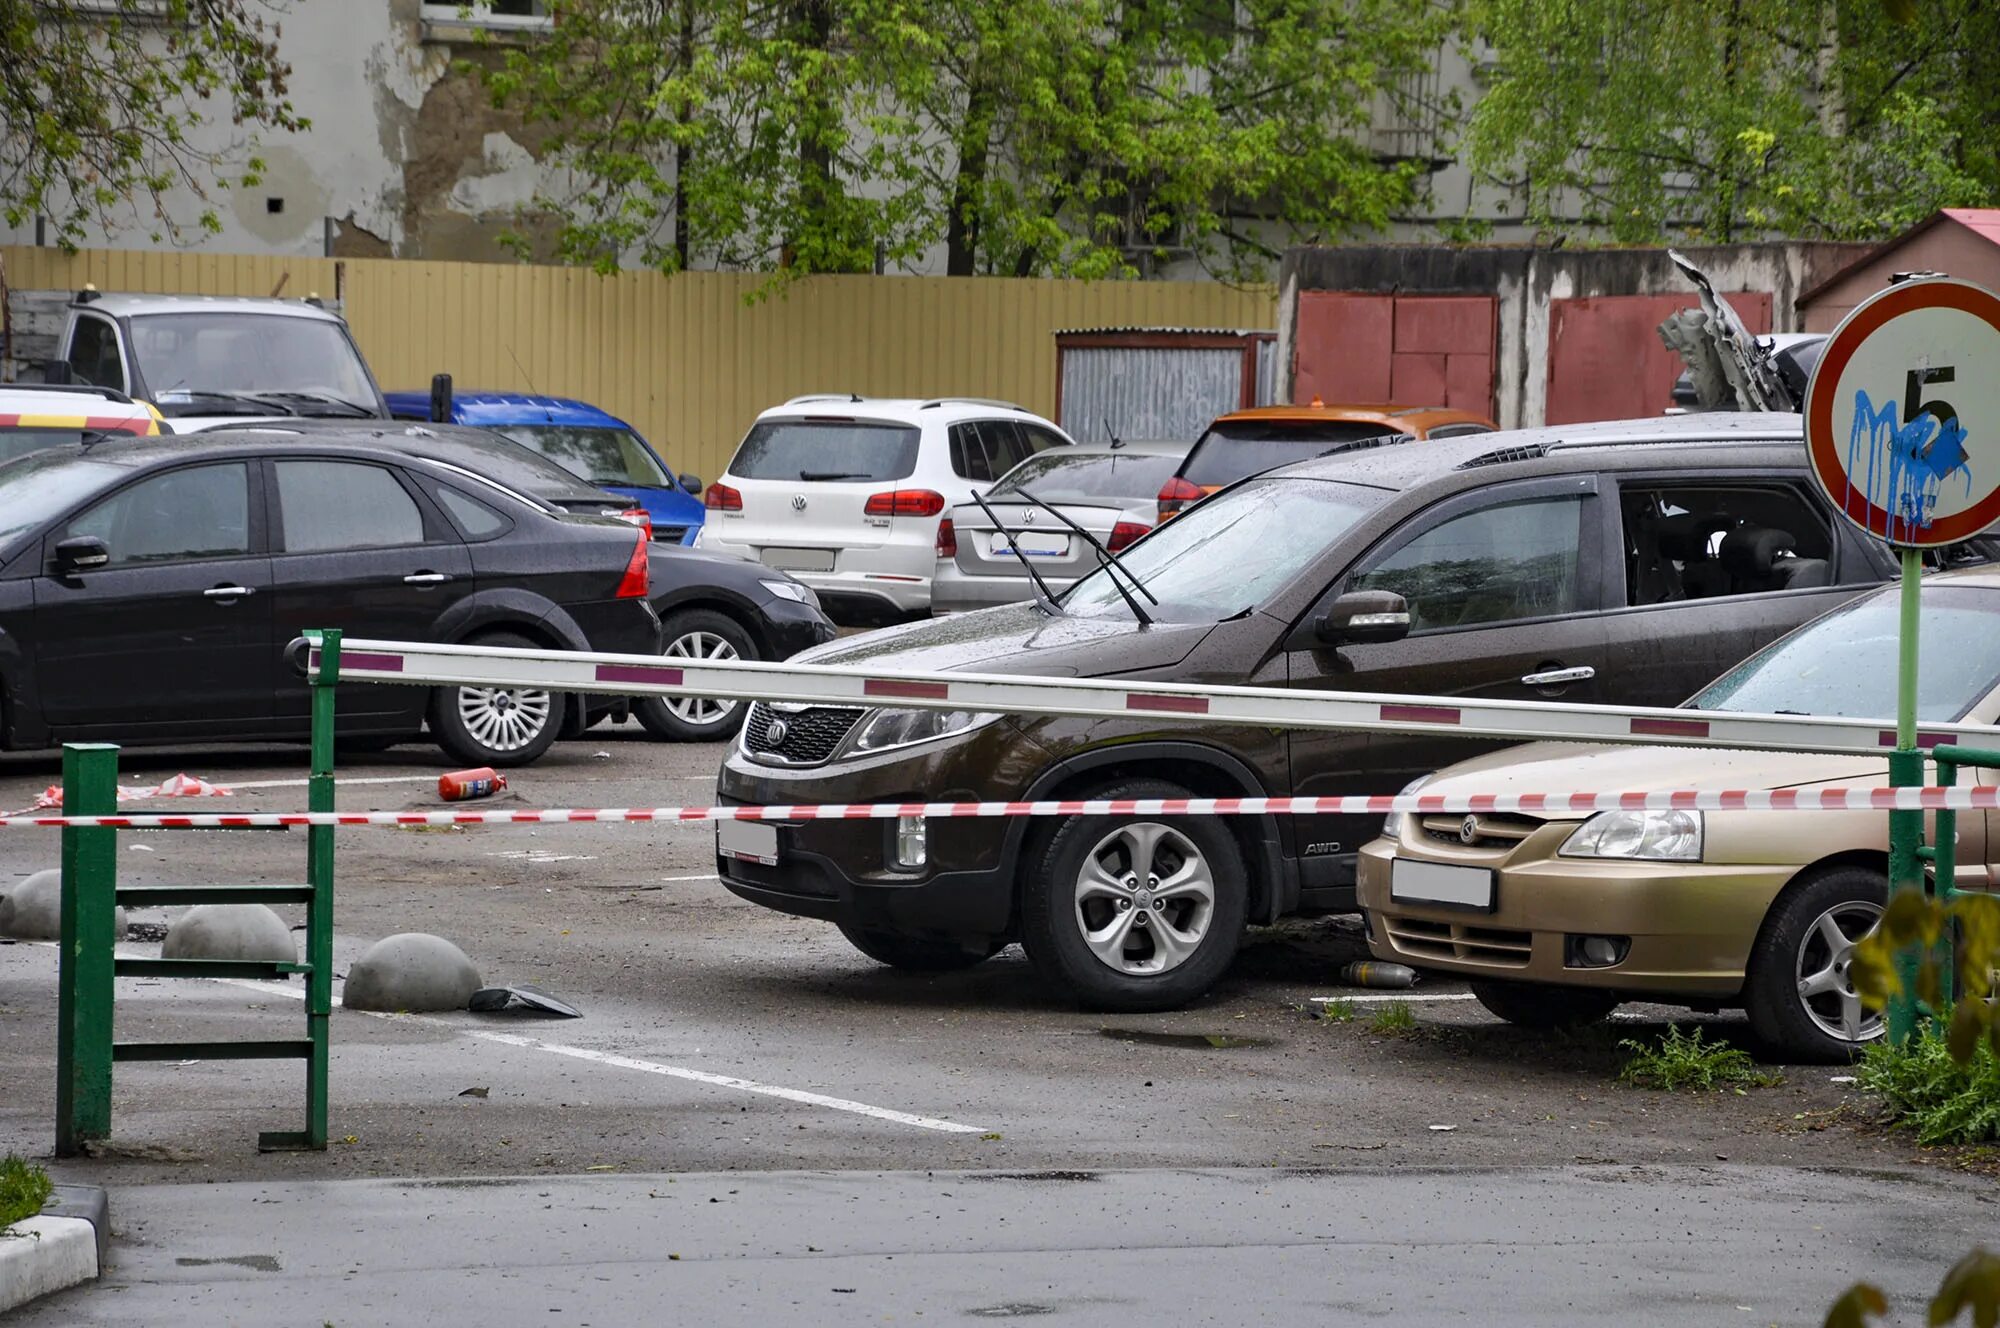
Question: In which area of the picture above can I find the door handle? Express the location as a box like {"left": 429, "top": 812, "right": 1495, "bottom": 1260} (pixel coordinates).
{"left": 1522, "top": 665, "right": 1595, "bottom": 687}
{"left": 402, "top": 572, "right": 452, "bottom": 585}
{"left": 203, "top": 584, "right": 254, "bottom": 600}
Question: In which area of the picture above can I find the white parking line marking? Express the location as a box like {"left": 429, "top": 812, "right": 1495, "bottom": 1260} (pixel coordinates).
{"left": 1311, "top": 993, "right": 1477, "bottom": 1003}
{"left": 203, "top": 975, "right": 985, "bottom": 1133}
{"left": 659, "top": 873, "right": 719, "bottom": 882}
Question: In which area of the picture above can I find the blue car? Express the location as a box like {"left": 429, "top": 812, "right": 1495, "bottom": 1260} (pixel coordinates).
{"left": 385, "top": 390, "right": 706, "bottom": 545}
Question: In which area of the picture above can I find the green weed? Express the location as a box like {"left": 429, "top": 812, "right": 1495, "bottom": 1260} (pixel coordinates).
{"left": 1857, "top": 1018, "right": 2000, "bottom": 1146}
{"left": 1313, "top": 998, "right": 1356, "bottom": 1024}
{"left": 1618, "top": 1026, "right": 1780, "bottom": 1091}
{"left": 1369, "top": 1001, "right": 1417, "bottom": 1035}
{"left": 0, "top": 1154, "right": 53, "bottom": 1230}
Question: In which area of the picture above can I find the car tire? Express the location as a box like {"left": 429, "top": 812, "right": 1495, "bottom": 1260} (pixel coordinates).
{"left": 428, "top": 630, "right": 564, "bottom": 768}
{"left": 635, "top": 609, "right": 756, "bottom": 742}
{"left": 1742, "top": 865, "right": 1885, "bottom": 1063}
{"left": 1469, "top": 980, "right": 1620, "bottom": 1030}
{"left": 838, "top": 924, "right": 1002, "bottom": 972}
{"left": 1020, "top": 778, "right": 1248, "bottom": 1012}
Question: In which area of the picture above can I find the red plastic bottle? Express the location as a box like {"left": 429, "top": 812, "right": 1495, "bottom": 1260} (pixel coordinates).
{"left": 438, "top": 767, "right": 506, "bottom": 801}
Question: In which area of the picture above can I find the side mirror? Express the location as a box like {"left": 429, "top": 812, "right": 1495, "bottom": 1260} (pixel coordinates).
{"left": 679, "top": 473, "right": 702, "bottom": 495}
{"left": 1313, "top": 589, "right": 1410, "bottom": 646}
{"left": 54, "top": 536, "right": 110, "bottom": 575}
{"left": 42, "top": 359, "right": 74, "bottom": 385}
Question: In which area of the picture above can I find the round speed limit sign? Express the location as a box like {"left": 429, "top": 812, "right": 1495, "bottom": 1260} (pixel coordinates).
{"left": 1805, "top": 277, "right": 2000, "bottom": 547}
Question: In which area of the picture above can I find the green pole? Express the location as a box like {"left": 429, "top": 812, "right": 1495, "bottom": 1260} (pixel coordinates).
{"left": 55, "top": 743, "right": 119, "bottom": 1156}
{"left": 304, "top": 629, "right": 339, "bottom": 1150}
{"left": 1884, "top": 546, "right": 1924, "bottom": 1045}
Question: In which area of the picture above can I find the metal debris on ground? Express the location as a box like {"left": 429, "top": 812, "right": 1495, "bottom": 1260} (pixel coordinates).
{"left": 468, "top": 983, "right": 583, "bottom": 1018}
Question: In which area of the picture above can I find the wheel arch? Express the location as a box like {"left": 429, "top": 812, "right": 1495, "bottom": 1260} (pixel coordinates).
{"left": 655, "top": 593, "right": 767, "bottom": 656}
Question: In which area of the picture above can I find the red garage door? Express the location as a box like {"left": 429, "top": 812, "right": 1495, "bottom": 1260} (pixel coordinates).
{"left": 1545, "top": 292, "right": 1772, "bottom": 424}
{"left": 1293, "top": 293, "right": 1496, "bottom": 417}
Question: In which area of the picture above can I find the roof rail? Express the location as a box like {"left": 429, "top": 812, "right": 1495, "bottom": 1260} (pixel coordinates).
{"left": 919, "top": 397, "right": 1025, "bottom": 412}
{"left": 1542, "top": 428, "right": 1801, "bottom": 452}
{"left": 1455, "top": 442, "right": 1548, "bottom": 470}
{"left": 1, "top": 382, "right": 136, "bottom": 405}
{"left": 783, "top": 393, "right": 865, "bottom": 406}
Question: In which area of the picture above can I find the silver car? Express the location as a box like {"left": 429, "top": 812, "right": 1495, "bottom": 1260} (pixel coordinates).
{"left": 930, "top": 440, "right": 1192, "bottom": 613}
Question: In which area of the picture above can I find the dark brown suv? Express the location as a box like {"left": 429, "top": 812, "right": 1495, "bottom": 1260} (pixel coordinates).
{"left": 715, "top": 411, "right": 1926, "bottom": 1011}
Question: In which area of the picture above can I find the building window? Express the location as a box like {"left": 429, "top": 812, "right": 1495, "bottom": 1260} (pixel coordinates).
{"left": 420, "top": 1, "right": 553, "bottom": 32}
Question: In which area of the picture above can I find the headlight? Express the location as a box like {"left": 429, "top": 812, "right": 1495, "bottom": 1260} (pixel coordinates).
{"left": 1384, "top": 774, "right": 1432, "bottom": 841}
{"left": 1560, "top": 809, "right": 1703, "bottom": 861}
{"left": 760, "top": 579, "right": 814, "bottom": 604}
{"left": 845, "top": 708, "right": 1002, "bottom": 756}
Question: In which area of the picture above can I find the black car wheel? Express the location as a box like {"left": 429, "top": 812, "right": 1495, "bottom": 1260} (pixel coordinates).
{"left": 1021, "top": 778, "right": 1247, "bottom": 1012}
{"left": 635, "top": 609, "right": 756, "bottom": 742}
{"left": 1469, "top": 980, "right": 1620, "bottom": 1030}
{"left": 1743, "top": 865, "right": 1885, "bottom": 1063}
{"left": 838, "top": 924, "right": 1003, "bottom": 972}
{"left": 429, "top": 630, "right": 564, "bottom": 767}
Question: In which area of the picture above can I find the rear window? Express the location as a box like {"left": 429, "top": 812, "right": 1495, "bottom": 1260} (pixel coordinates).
{"left": 989, "top": 450, "right": 1182, "bottom": 503}
{"left": 1181, "top": 420, "right": 1399, "bottom": 487}
{"left": 730, "top": 419, "right": 919, "bottom": 482}
{"left": 494, "top": 424, "right": 670, "bottom": 488}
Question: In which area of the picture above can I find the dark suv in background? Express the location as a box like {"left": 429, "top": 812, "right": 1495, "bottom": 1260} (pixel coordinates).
{"left": 0, "top": 434, "right": 659, "bottom": 766}
{"left": 714, "top": 411, "right": 1938, "bottom": 1011}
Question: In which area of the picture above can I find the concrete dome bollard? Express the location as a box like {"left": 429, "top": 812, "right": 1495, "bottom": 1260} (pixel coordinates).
{"left": 342, "top": 933, "right": 482, "bottom": 1012}
{"left": 162, "top": 905, "right": 297, "bottom": 965}
{"left": 0, "top": 869, "right": 124, "bottom": 941}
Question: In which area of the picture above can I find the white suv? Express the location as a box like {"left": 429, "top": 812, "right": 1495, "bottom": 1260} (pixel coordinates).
{"left": 700, "top": 396, "right": 1076, "bottom": 619}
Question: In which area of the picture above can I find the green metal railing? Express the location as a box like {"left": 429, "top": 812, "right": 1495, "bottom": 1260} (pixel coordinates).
{"left": 54, "top": 630, "right": 342, "bottom": 1155}
{"left": 1899, "top": 741, "right": 1993, "bottom": 1032}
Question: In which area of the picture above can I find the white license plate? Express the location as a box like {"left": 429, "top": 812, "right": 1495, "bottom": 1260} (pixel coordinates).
{"left": 989, "top": 531, "right": 1070, "bottom": 558}
{"left": 1390, "top": 859, "right": 1495, "bottom": 910}
{"left": 717, "top": 819, "right": 780, "bottom": 866}
{"left": 763, "top": 547, "right": 836, "bottom": 573}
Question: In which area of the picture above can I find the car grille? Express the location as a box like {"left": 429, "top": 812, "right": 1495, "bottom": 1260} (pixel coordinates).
{"left": 1383, "top": 917, "right": 1534, "bottom": 968}
{"left": 743, "top": 703, "right": 865, "bottom": 765}
{"left": 1419, "top": 812, "right": 1543, "bottom": 851}
{"left": 654, "top": 525, "right": 691, "bottom": 544}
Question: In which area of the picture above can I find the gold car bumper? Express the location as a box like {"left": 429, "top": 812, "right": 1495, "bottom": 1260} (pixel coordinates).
{"left": 1356, "top": 837, "right": 1797, "bottom": 999}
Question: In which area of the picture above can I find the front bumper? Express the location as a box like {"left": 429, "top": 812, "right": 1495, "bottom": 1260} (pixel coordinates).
{"left": 1356, "top": 832, "right": 1796, "bottom": 999}
{"left": 712, "top": 721, "right": 1051, "bottom": 939}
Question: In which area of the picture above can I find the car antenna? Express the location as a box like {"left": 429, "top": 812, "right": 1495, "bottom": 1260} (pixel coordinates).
{"left": 506, "top": 345, "right": 556, "bottom": 424}
{"left": 969, "top": 488, "right": 1062, "bottom": 616}
{"left": 1104, "top": 416, "right": 1123, "bottom": 448}
{"left": 1006, "top": 485, "right": 1156, "bottom": 624}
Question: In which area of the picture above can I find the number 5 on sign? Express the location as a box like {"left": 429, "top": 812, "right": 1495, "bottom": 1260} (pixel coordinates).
{"left": 1805, "top": 278, "right": 2000, "bottom": 547}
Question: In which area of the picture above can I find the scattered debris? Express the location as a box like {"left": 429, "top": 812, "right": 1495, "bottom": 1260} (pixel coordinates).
{"left": 1428, "top": 1124, "right": 1457, "bottom": 1132}
{"left": 458, "top": 1086, "right": 490, "bottom": 1099}
{"left": 1340, "top": 960, "right": 1419, "bottom": 989}
{"left": 469, "top": 983, "right": 583, "bottom": 1018}
{"left": 592, "top": 750, "right": 612, "bottom": 760}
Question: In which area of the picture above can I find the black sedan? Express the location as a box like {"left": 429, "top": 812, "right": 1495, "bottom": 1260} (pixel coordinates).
{"left": 0, "top": 435, "right": 660, "bottom": 766}
{"left": 206, "top": 419, "right": 838, "bottom": 740}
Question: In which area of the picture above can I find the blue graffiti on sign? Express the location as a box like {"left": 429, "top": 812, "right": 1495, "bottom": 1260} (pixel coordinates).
{"left": 1845, "top": 388, "right": 1972, "bottom": 541}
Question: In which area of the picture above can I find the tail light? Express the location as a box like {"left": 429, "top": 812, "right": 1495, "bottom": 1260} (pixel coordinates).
{"left": 705, "top": 482, "right": 743, "bottom": 511}
{"left": 612, "top": 507, "right": 654, "bottom": 540}
{"left": 615, "top": 531, "right": 650, "bottom": 598}
{"left": 1156, "top": 476, "right": 1203, "bottom": 522}
{"left": 1107, "top": 520, "right": 1149, "bottom": 553}
{"left": 864, "top": 489, "right": 947, "bottom": 517}
{"left": 935, "top": 518, "right": 957, "bottom": 558}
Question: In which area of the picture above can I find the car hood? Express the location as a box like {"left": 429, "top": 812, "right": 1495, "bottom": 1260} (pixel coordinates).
{"left": 790, "top": 602, "right": 1211, "bottom": 677}
{"left": 1657, "top": 250, "right": 1795, "bottom": 412}
{"left": 1421, "top": 740, "right": 1888, "bottom": 817}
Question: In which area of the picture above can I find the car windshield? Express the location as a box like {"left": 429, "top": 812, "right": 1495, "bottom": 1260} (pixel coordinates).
{"left": 494, "top": 424, "right": 671, "bottom": 487}
{"left": 990, "top": 449, "right": 1183, "bottom": 504}
{"left": 1062, "top": 477, "right": 1390, "bottom": 623}
{"left": 730, "top": 419, "right": 919, "bottom": 482}
{"left": 131, "top": 314, "right": 376, "bottom": 415}
{"left": 1693, "top": 585, "right": 2000, "bottom": 722}
{"left": 0, "top": 451, "right": 126, "bottom": 550}
{"left": 1181, "top": 419, "right": 1399, "bottom": 487}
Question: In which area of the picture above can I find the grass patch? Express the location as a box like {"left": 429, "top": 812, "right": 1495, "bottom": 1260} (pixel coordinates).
{"left": 0, "top": 1155, "right": 53, "bottom": 1229}
{"left": 1857, "top": 1019, "right": 2000, "bottom": 1146}
{"left": 1369, "top": 1001, "right": 1417, "bottom": 1035}
{"left": 1312, "top": 998, "right": 1356, "bottom": 1024}
{"left": 1618, "top": 1025, "right": 1781, "bottom": 1092}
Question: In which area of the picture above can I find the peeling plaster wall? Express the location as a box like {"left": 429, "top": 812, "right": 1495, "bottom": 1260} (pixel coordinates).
{"left": 0, "top": 1, "right": 563, "bottom": 263}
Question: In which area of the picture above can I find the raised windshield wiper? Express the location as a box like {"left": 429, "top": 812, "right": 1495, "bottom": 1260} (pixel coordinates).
{"left": 1007, "top": 485, "right": 1157, "bottom": 626}
{"left": 154, "top": 388, "right": 296, "bottom": 416}
{"left": 242, "top": 390, "right": 374, "bottom": 418}
{"left": 800, "top": 470, "right": 867, "bottom": 481}
{"left": 969, "top": 489, "right": 1061, "bottom": 616}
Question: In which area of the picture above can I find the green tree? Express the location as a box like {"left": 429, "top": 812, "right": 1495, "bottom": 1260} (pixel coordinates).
{"left": 481, "top": 0, "right": 1459, "bottom": 282}
{"left": 0, "top": 1, "right": 306, "bottom": 248}
{"left": 1461, "top": 0, "right": 1996, "bottom": 244}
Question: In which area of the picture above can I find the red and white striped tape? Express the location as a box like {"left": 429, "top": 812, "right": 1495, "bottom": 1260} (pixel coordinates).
{"left": 3, "top": 785, "right": 1995, "bottom": 830}
{"left": 313, "top": 637, "right": 2000, "bottom": 759}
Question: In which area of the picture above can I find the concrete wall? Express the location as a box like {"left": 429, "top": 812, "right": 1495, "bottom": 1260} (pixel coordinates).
{"left": 1277, "top": 242, "right": 1864, "bottom": 429}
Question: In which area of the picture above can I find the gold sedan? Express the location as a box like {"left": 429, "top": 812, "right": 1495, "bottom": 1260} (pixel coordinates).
{"left": 1358, "top": 570, "right": 2000, "bottom": 1062}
